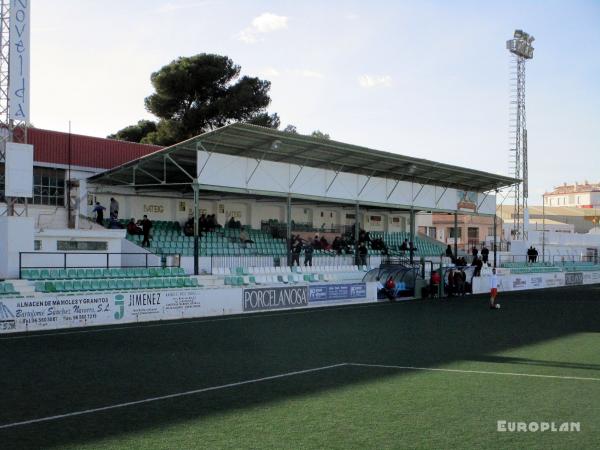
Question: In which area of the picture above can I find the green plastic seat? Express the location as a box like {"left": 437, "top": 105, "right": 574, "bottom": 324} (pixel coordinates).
{"left": 34, "top": 281, "right": 44, "bottom": 292}
{"left": 49, "top": 269, "right": 59, "bottom": 279}
{"left": 73, "top": 280, "right": 83, "bottom": 291}
{"left": 126, "top": 268, "right": 136, "bottom": 278}
{"left": 91, "top": 280, "right": 101, "bottom": 291}
{"left": 108, "top": 279, "right": 118, "bottom": 290}
{"left": 139, "top": 278, "right": 149, "bottom": 289}
{"left": 76, "top": 269, "right": 86, "bottom": 279}
{"left": 85, "top": 269, "right": 95, "bottom": 279}
{"left": 82, "top": 280, "right": 92, "bottom": 291}
{"left": 124, "top": 279, "right": 133, "bottom": 290}
{"left": 116, "top": 279, "right": 126, "bottom": 290}
{"left": 133, "top": 268, "right": 144, "bottom": 277}
{"left": 54, "top": 281, "right": 65, "bottom": 292}
{"left": 109, "top": 268, "right": 120, "bottom": 278}
{"left": 93, "top": 269, "right": 103, "bottom": 278}
{"left": 44, "top": 281, "right": 56, "bottom": 293}
{"left": 99, "top": 280, "right": 109, "bottom": 291}
{"left": 40, "top": 269, "right": 50, "bottom": 280}
{"left": 58, "top": 269, "right": 68, "bottom": 279}
{"left": 63, "top": 281, "right": 74, "bottom": 292}
{"left": 131, "top": 278, "right": 141, "bottom": 289}
{"left": 175, "top": 277, "right": 184, "bottom": 288}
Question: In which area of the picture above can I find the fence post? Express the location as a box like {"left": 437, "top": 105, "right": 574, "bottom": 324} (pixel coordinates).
{"left": 64, "top": 253, "right": 67, "bottom": 270}
{"left": 106, "top": 253, "right": 110, "bottom": 269}
{"left": 145, "top": 253, "right": 148, "bottom": 268}
{"left": 19, "top": 252, "right": 22, "bottom": 279}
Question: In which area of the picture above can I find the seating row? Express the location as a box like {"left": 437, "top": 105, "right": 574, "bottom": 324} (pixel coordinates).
{"left": 22, "top": 267, "right": 186, "bottom": 281}
{"left": 224, "top": 273, "right": 339, "bottom": 286}
{"left": 35, "top": 276, "right": 199, "bottom": 293}
{"left": 214, "top": 265, "right": 368, "bottom": 276}
{"left": 0, "top": 282, "right": 18, "bottom": 295}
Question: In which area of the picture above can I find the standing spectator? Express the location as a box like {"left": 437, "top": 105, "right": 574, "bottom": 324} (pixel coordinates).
{"left": 384, "top": 276, "right": 396, "bottom": 302}
{"left": 141, "top": 215, "right": 152, "bottom": 247}
{"left": 400, "top": 239, "right": 408, "bottom": 253}
{"left": 430, "top": 270, "right": 441, "bottom": 298}
{"left": 109, "top": 197, "right": 119, "bottom": 219}
{"left": 445, "top": 244, "right": 453, "bottom": 259}
{"left": 533, "top": 247, "right": 539, "bottom": 263}
{"left": 453, "top": 270, "right": 465, "bottom": 296}
{"left": 471, "top": 246, "right": 478, "bottom": 260}
{"left": 199, "top": 214, "right": 207, "bottom": 233}
{"left": 481, "top": 245, "right": 489, "bottom": 264}
{"left": 228, "top": 216, "right": 236, "bottom": 228}
{"left": 409, "top": 241, "right": 416, "bottom": 261}
{"left": 358, "top": 242, "right": 368, "bottom": 266}
{"left": 332, "top": 236, "right": 342, "bottom": 254}
{"left": 303, "top": 242, "right": 314, "bottom": 267}
{"left": 472, "top": 257, "right": 483, "bottom": 277}
{"left": 291, "top": 240, "right": 302, "bottom": 266}
{"left": 93, "top": 202, "right": 106, "bottom": 225}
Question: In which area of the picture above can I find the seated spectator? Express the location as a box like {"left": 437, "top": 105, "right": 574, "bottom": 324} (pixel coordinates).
{"left": 228, "top": 216, "right": 236, "bottom": 228}
{"left": 240, "top": 229, "right": 254, "bottom": 244}
{"left": 108, "top": 216, "right": 124, "bottom": 229}
{"left": 320, "top": 236, "right": 329, "bottom": 250}
{"left": 332, "top": 236, "right": 342, "bottom": 254}
{"left": 400, "top": 239, "right": 408, "bottom": 252}
{"left": 312, "top": 234, "right": 321, "bottom": 250}
{"left": 199, "top": 214, "right": 208, "bottom": 232}
{"left": 183, "top": 217, "right": 194, "bottom": 237}
{"left": 127, "top": 218, "right": 143, "bottom": 235}
{"left": 454, "top": 270, "right": 465, "bottom": 296}
{"left": 384, "top": 276, "right": 396, "bottom": 302}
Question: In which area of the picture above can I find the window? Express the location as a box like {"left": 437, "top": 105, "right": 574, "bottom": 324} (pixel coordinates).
{"left": 448, "top": 227, "right": 462, "bottom": 238}
{"left": 370, "top": 215, "right": 381, "bottom": 222}
{"left": 57, "top": 241, "right": 108, "bottom": 251}
{"left": 34, "top": 240, "right": 41, "bottom": 250}
{"left": 0, "top": 165, "right": 65, "bottom": 206}
{"left": 468, "top": 227, "right": 479, "bottom": 239}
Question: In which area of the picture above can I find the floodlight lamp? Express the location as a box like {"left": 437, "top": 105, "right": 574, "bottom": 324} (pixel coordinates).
{"left": 528, "top": 35, "right": 535, "bottom": 43}
{"left": 270, "top": 140, "right": 282, "bottom": 150}
{"left": 514, "top": 29, "right": 523, "bottom": 38}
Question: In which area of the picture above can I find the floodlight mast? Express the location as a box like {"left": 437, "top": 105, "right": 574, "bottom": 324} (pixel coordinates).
{"left": 506, "top": 29, "right": 534, "bottom": 240}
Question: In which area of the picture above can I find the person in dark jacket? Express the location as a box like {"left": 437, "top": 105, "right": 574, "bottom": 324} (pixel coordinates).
{"left": 481, "top": 245, "right": 489, "bottom": 264}
{"left": 141, "top": 215, "right": 152, "bottom": 247}
{"left": 93, "top": 202, "right": 106, "bottom": 225}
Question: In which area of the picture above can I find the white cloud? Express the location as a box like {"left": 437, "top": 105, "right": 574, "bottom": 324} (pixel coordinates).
{"left": 299, "top": 69, "right": 324, "bottom": 79}
{"left": 258, "top": 67, "right": 281, "bottom": 78}
{"left": 236, "top": 12, "right": 288, "bottom": 44}
{"left": 358, "top": 74, "right": 392, "bottom": 88}
{"left": 345, "top": 12, "right": 360, "bottom": 21}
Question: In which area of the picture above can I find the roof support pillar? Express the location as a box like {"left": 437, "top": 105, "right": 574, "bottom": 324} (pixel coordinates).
{"left": 454, "top": 211, "right": 458, "bottom": 261}
{"left": 286, "top": 195, "right": 292, "bottom": 264}
{"left": 494, "top": 190, "right": 498, "bottom": 268}
{"left": 410, "top": 208, "right": 416, "bottom": 264}
{"left": 355, "top": 202, "right": 360, "bottom": 267}
{"left": 192, "top": 179, "right": 200, "bottom": 276}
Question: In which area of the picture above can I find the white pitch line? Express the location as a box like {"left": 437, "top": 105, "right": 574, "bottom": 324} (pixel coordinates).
{"left": 0, "top": 302, "right": 389, "bottom": 341}
{"left": 347, "top": 362, "right": 600, "bottom": 382}
{"left": 0, "top": 363, "right": 349, "bottom": 430}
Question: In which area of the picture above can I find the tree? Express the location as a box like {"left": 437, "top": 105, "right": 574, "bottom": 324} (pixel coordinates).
{"left": 108, "top": 120, "right": 157, "bottom": 142}
{"left": 311, "top": 130, "right": 330, "bottom": 140}
{"left": 283, "top": 124, "right": 298, "bottom": 134}
{"left": 109, "top": 54, "right": 279, "bottom": 145}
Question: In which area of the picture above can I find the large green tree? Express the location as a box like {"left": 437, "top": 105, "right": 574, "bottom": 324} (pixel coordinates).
{"left": 110, "top": 54, "right": 280, "bottom": 145}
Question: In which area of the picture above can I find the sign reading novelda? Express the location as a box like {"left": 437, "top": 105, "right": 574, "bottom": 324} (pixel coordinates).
{"left": 243, "top": 286, "right": 309, "bottom": 312}
{"left": 9, "top": 0, "right": 30, "bottom": 121}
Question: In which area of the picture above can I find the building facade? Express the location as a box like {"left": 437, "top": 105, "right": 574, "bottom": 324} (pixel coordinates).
{"left": 544, "top": 182, "right": 600, "bottom": 208}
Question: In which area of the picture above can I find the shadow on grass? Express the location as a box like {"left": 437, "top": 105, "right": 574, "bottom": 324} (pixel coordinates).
{"left": 1, "top": 285, "right": 599, "bottom": 448}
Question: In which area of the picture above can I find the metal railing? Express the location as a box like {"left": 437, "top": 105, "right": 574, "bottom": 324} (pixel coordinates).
{"left": 19, "top": 252, "right": 181, "bottom": 279}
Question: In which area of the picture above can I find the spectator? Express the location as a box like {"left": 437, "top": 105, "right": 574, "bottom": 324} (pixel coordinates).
{"left": 127, "top": 218, "right": 143, "bottom": 235}
{"left": 447, "top": 269, "right": 455, "bottom": 296}
{"left": 320, "top": 236, "right": 329, "bottom": 250}
{"left": 183, "top": 217, "right": 194, "bottom": 237}
{"left": 445, "top": 244, "right": 453, "bottom": 259}
{"left": 93, "top": 202, "right": 106, "bottom": 225}
{"left": 108, "top": 216, "right": 123, "bottom": 229}
{"left": 332, "top": 236, "right": 343, "bottom": 254}
{"left": 228, "top": 216, "right": 236, "bottom": 228}
{"left": 141, "top": 215, "right": 152, "bottom": 247}
{"left": 409, "top": 241, "right": 416, "bottom": 261}
{"left": 358, "top": 242, "right": 368, "bottom": 266}
{"left": 527, "top": 246, "right": 535, "bottom": 263}
{"left": 472, "top": 246, "right": 478, "bottom": 259}
{"left": 481, "top": 245, "right": 489, "bottom": 264}
{"left": 472, "top": 256, "right": 483, "bottom": 277}
{"left": 533, "top": 247, "right": 539, "bottom": 263}
{"left": 400, "top": 239, "right": 408, "bottom": 253}
{"left": 431, "top": 270, "right": 441, "bottom": 298}
{"left": 313, "top": 235, "right": 321, "bottom": 250}
{"left": 240, "top": 229, "right": 254, "bottom": 244}
{"left": 291, "top": 240, "right": 302, "bottom": 266}
{"left": 453, "top": 270, "right": 465, "bottom": 296}
{"left": 199, "top": 214, "right": 207, "bottom": 233}
{"left": 304, "top": 242, "right": 314, "bottom": 267}
{"left": 109, "top": 197, "right": 119, "bottom": 219}
{"left": 384, "top": 276, "right": 396, "bottom": 302}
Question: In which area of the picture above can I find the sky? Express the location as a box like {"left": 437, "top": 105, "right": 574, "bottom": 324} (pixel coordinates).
{"left": 31, "top": 0, "right": 600, "bottom": 201}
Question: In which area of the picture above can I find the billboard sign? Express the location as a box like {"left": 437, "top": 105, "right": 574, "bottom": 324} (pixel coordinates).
{"left": 9, "top": 0, "right": 30, "bottom": 121}
{"left": 4, "top": 142, "right": 33, "bottom": 197}
{"left": 308, "top": 283, "right": 367, "bottom": 303}
{"left": 243, "top": 286, "right": 309, "bottom": 312}
{"left": 565, "top": 272, "right": 583, "bottom": 286}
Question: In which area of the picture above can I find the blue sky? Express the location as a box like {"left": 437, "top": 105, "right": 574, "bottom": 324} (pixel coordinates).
{"left": 31, "top": 0, "right": 600, "bottom": 200}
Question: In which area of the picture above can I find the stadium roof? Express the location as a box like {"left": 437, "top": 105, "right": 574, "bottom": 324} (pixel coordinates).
{"left": 88, "top": 123, "right": 518, "bottom": 192}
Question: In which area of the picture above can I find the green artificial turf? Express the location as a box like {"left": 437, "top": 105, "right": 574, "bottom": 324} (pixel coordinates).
{"left": 1, "top": 285, "right": 600, "bottom": 449}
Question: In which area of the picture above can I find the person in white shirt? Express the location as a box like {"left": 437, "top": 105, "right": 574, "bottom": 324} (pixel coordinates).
{"left": 490, "top": 268, "right": 500, "bottom": 309}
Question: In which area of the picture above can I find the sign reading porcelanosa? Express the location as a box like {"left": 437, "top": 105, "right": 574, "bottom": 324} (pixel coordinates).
{"left": 243, "top": 286, "right": 309, "bottom": 312}
{"left": 308, "top": 283, "right": 367, "bottom": 303}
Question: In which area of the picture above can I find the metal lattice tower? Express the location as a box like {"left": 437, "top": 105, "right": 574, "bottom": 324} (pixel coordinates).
{"left": 506, "top": 29, "right": 534, "bottom": 240}
{"left": 0, "top": 0, "right": 28, "bottom": 216}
